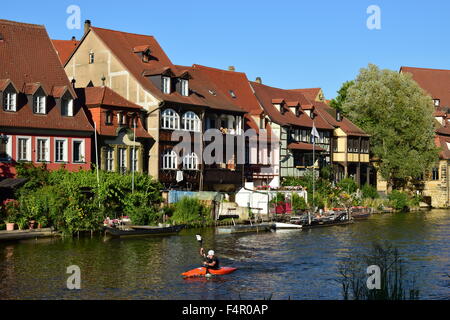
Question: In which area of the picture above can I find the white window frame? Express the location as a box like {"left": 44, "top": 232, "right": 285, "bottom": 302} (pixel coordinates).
{"left": 89, "top": 51, "right": 95, "bottom": 64}
{"left": 434, "top": 99, "right": 440, "bottom": 107}
{"left": 0, "top": 135, "right": 13, "bottom": 162}
{"left": 16, "top": 136, "right": 31, "bottom": 162}
{"left": 34, "top": 95, "right": 46, "bottom": 114}
{"left": 72, "top": 139, "right": 85, "bottom": 163}
{"left": 4, "top": 92, "right": 17, "bottom": 111}
{"left": 131, "top": 148, "right": 138, "bottom": 173}
{"left": 55, "top": 138, "right": 68, "bottom": 162}
{"left": 106, "top": 147, "right": 114, "bottom": 172}
{"left": 183, "top": 152, "right": 199, "bottom": 170}
{"left": 162, "top": 76, "right": 171, "bottom": 94}
{"left": 61, "top": 98, "right": 74, "bottom": 117}
{"left": 162, "top": 149, "right": 177, "bottom": 170}
{"left": 181, "top": 79, "right": 189, "bottom": 96}
{"left": 161, "top": 108, "right": 180, "bottom": 130}
{"left": 118, "top": 148, "right": 127, "bottom": 174}
{"left": 35, "top": 137, "right": 50, "bottom": 162}
{"left": 182, "top": 111, "right": 201, "bottom": 132}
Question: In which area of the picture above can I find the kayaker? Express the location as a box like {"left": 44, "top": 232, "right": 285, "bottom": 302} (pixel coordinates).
{"left": 200, "top": 247, "right": 220, "bottom": 270}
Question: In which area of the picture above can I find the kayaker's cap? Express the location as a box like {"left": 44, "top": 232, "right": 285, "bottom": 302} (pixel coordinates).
{"left": 208, "top": 250, "right": 215, "bottom": 256}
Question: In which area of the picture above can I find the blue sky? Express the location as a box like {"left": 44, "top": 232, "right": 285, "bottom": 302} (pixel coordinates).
{"left": 2, "top": 0, "right": 450, "bottom": 99}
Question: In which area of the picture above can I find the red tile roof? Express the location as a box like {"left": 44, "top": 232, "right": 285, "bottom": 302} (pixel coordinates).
{"left": 400, "top": 66, "right": 450, "bottom": 109}
{"left": 289, "top": 88, "right": 322, "bottom": 101}
{"left": 190, "top": 64, "right": 264, "bottom": 115}
{"left": 52, "top": 39, "right": 79, "bottom": 65}
{"left": 76, "top": 87, "right": 152, "bottom": 139}
{"left": 312, "top": 101, "right": 369, "bottom": 137}
{"left": 436, "top": 135, "right": 450, "bottom": 160}
{"left": 0, "top": 19, "right": 93, "bottom": 132}
{"left": 84, "top": 27, "right": 244, "bottom": 113}
{"left": 288, "top": 142, "right": 325, "bottom": 152}
{"left": 249, "top": 81, "right": 334, "bottom": 130}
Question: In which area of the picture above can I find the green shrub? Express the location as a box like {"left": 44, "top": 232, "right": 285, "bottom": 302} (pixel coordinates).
{"left": 361, "top": 184, "right": 379, "bottom": 199}
{"left": 388, "top": 190, "right": 409, "bottom": 210}
{"left": 170, "top": 197, "right": 211, "bottom": 225}
{"left": 337, "top": 178, "right": 358, "bottom": 194}
{"left": 292, "top": 193, "right": 307, "bottom": 211}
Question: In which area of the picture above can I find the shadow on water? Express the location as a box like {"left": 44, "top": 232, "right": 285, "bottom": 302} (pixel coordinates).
{"left": 0, "top": 210, "right": 449, "bottom": 299}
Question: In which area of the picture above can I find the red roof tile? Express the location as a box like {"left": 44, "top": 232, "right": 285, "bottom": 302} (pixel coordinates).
{"left": 401, "top": 66, "right": 450, "bottom": 109}
{"left": 288, "top": 142, "right": 325, "bottom": 152}
{"left": 289, "top": 88, "right": 322, "bottom": 101}
{"left": 0, "top": 19, "right": 93, "bottom": 132}
{"left": 52, "top": 39, "right": 79, "bottom": 65}
{"left": 249, "top": 81, "right": 334, "bottom": 130}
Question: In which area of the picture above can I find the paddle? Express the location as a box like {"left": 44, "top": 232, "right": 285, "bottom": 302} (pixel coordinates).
{"left": 195, "top": 234, "right": 209, "bottom": 276}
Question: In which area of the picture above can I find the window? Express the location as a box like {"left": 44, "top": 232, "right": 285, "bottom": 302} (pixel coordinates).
{"left": 106, "top": 111, "right": 113, "bottom": 125}
{"left": 162, "top": 76, "right": 171, "bottom": 94}
{"left": 4, "top": 91, "right": 17, "bottom": 111}
{"left": 182, "top": 111, "right": 201, "bottom": 132}
{"left": 183, "top": 152, "right": 199, "bottom": 170}
{"left": 0, "top": 135, "right": 12, "bottom": 161}
{"left": 61, "top": 98, "right": 73, "bottom": 116}
{"left": 162, "top": 149, "right": 177, "bottom": 170}
{"left": 432, "top": 167, "right": 439, "bottom": 180}
{"left": 34, "top": 95, "right": 46, "bottom": 114}
{"left": 161, "top": 108, "right": 180, "bottom": 130}
{"left": 106, "top": 147, "right": 114, "bottom": 172}
{"left": 332, "top": 137, "right": 338, "bottom": 152}
{"left": 206, "top": 117, "right": 216, "bottom": 130}
{"left": 362, "top": 139, "right": 369, "bottom": 153}
{"left": 117, "top": 112, "right": 127, "bottom": 126}
{"left": 181, "top": 79, "right": 189, "bottom": 96}
{"left": 118, "top": 148, "right": 127, "bottom": 174}
{"left": 36, "top": 138, "right": 50, "bottom": 162}
{"left": 55, "top": 139, "right": 68, "bottom": 162}
{"left": 434, "top": 99, "right": 440, "bottom": 107}
{"left": 73, "top": 139, "right": 85, "bottom": 163}
{"left": 131, "top": 148, "right": 138, "bottom": 172}
{"left": 89, "top": 51, "right": 94, "bottom": 64}
{"left": 17, "top": 137, "right": 31, "bottom": 161}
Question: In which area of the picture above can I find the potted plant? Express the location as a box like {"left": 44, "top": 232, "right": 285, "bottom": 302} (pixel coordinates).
{"left": 3, "top": 199, "right": 19, "bottom": 231}
{"left": 17, "top": 216, "right": 29, "bottom": 230}
{"left": 37, "top": 215, "right": 48, "bottom": 229}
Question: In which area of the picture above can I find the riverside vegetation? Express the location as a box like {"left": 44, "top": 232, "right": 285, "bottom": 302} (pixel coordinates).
{"left": 0, "top": 164, "right": 212, "bottom": 235}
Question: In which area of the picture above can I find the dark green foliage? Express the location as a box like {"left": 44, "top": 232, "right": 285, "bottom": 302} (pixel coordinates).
{"left": 14, "top": 165, "right": 162, "bottom": 234}
{"left": 388, "top": 190, "right": 409, "bottom": 211}
{"left": 292, "top": 193, "right": 307, "bottom": 211}
{"left": 329, "top": 80, "right": 354, "bottom": 112}
{"left": 337, "top": 178, "right": 358, "bottom": 194}
{"left": 341, "top": 64, "right": 439, "bottom": 189}
{"left": 361, "top": 184, "right": 379, "bottom": 199}
{"left": 170, "top": 197, "right": 212, "bottom": 226}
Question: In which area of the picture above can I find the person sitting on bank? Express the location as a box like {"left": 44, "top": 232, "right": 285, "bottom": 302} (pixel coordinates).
{"left": 200, "top": 248, "right": 220, "bottom": 270}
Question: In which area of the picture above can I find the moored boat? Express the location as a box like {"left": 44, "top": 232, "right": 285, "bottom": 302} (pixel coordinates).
{"left": 274, "top": 222, "right": 303, "bottom": 229}
{"left": 104, "top": 224, "right": 185, "bottom": 237}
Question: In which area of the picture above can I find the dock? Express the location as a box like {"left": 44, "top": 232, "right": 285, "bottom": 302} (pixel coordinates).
{"left": 0, "top": 228, "right": 61, "bottom": 241}
{"left": 216, "top": 223, "right": 276, "bottom": 234}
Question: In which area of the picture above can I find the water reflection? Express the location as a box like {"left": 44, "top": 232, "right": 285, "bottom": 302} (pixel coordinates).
{"left": 0, "top": 210, "right": 449, "bottom": 300}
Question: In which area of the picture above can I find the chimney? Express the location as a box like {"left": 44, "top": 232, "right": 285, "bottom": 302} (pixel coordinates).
{"left": 71, "top": 36, "right": 76, "bottom": 41}
{"left": 255, "top": 77, "right": 262, "bottom": 84}
{"left": 71, "top": 78, "right": 76, "bottom": 89}
{"left": 228, "top": 66, "right": 235, "bottom": 72}
{"left": 84, "top": 20, "right": 91, "bottom": 34}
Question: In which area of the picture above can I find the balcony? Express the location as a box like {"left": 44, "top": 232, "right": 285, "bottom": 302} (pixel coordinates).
{"left": 203, "top": 167, "right": 243, "bottom": 185}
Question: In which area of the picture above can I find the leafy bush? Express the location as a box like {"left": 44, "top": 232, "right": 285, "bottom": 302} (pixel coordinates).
{"left": 361, "top": 184, "right": 379, "bottom": 199}
{"left": 292, "top": 193, "right": 307, "bottom": 211}
{"left": 337, "top": 178, "right": 358, "bottom": 194}
{"left": 388, "top": 190, "right": 409, "bottom": 211}
{"left": 170, "top": 197, "right": 211, "bottom": 226}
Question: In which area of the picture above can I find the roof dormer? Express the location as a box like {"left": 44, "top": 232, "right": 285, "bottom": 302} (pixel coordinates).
{"left": 143, "top": 68, "right": 175, "bottom": 94}
{"left": 24, "top": 83, "right": 48, "bottom": 114}
{"left": 287, "top": 101, "right": 301, "bottom": 116}
{"left": 133, "top": 45, "right": 152, "bottom": 63}
{"left": 176, "top": 70, "right": 192, "bottom": 97}
{"left": 0, "top": 79, "right": 19, "bottom": 112}
{"left": 301, "top": 103, "right": 314, "bottom": 118}
{"left": 271, "top": 99, "right": 285, "bottom": 113}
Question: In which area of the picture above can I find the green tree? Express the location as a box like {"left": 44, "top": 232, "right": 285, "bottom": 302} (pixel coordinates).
{"left": 341, "top": 64, "right": 439, "bottom": 189}
{"left": 330, "top": 80, "right": 354, "bottom": 112}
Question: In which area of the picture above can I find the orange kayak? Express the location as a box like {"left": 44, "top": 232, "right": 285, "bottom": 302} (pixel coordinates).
{"left": 181, "top": 267, "right": 237, "bottom": 277}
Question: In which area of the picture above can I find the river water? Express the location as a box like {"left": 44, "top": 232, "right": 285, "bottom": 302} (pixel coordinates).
{"left": 0, "top": 210, "right": 449, "bottom": 300}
